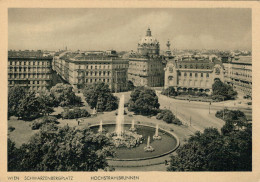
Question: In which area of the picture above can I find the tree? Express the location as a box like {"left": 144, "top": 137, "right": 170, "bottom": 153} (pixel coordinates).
{"left": 128, "top": 87, "right": 160, "bottom": 116}
{"left": 37, "top": 91, "right": 55, "bottom": 116}
{"left": 8, "top": 139, "right": 22, "bottom": 171}
{"left": 161, "top": 86, "right": 177, "bottom": 97}
{"left": 50, "top": 83, "right": 82, "bottom": 107}
{"left": 212, "top": 80, "right": 237, "bottom": 100}
{"left": 126, "top": 80, "right": 135, "bottom": 91}
{"left": 167, "top": 124, "right": 252, "bottom": 171}
{"left": 156, "top": 109, "right": 175, "bottom": 123}
{"left": 8, "top": 86, "right": 26, "bottom": 117}
{"left": 17, "top": 91, "right": 41, "bottom": 120}
{"left": 9, "top": 126, "right": 115, "bottom": 171}
{"left": 83, "top": 82, "right": 118, "bottom": 112}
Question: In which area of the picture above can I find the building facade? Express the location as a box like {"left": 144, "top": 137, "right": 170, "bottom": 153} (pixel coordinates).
{"left": 53, "top": 51, "right": 129, "bottom": 92}
{"left": 164, "top": 57, "right": 224, "bottom": 93}
{"left": 223, "top": 56, "right": 252, "bottom": 97}
{"left": 128, "top": 28, "right": 164, "bottom": 87}
{"left": 8, "top": 50, "right": 53, "bottom": 91}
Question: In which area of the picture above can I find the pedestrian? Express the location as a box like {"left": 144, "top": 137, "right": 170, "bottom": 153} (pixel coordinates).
{"left": 165, "top": 160, "right": 168, "bottom": 165}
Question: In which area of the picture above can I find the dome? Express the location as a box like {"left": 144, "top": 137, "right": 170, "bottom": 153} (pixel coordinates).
{"left": 137, "top": 28, "right": 160, "bottom": 56}
{"left": 138, "top": 36, "right": 159, "bottom": 45}
{"left": 138, "top": 28, "right": 159, "bottom": 45}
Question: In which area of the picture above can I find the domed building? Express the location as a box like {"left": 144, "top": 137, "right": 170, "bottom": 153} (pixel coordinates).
{"left": 137, "top": 28, "right": 160, "bottom": 56}
{"left": 128, "top": 28, "right": 164, "bottom": 87}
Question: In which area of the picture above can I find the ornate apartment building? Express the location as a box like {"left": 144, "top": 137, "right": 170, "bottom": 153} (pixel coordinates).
{"left": 53, "top": 51, "right": 128, "bottom": 92}
{"left": 164, "top": 57, "right": 224, "bottom": 93}
{"left": 223, "top": 56, "right": 252, "bottom": 97}
{"left": 128, "top": 28, "right": 164, "bottom": 87}
{"left": 8, "top": 50, "right": 53, "bottom": 91}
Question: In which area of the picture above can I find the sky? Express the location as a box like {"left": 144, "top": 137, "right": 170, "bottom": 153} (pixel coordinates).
{"left": 8, "top": 8, "right": 252, "bottom": 51}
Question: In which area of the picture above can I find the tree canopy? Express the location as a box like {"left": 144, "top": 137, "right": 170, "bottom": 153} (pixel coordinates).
{"left": 8, "top": 86, "right": 27, "bottom": 118}
{"left": 161, "top": 86, "right": 177, "bottom": 97}
{"left": 128, "top": 87, "right": 160, "bottom": 116}
{"left": 50, "top": 83, "right": 82, "bottom": 107}
{"left": 8, "top": 126, "right": 115, "bottom": 171}
{"left": 212, "top": 80, "right": 237, "bottom": 100}
{"left": 83, "top": 82, "right": 118, "bottom": 112}
{"left": 167, "top": 110, "right": 252, "bottom": 171}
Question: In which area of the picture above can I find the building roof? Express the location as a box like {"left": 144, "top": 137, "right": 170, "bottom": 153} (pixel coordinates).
{"left": 232, "top": 56, "right": 252, "bottom": 65}
{"left": 8, "top": 50, "right": 53, "bottom": 59}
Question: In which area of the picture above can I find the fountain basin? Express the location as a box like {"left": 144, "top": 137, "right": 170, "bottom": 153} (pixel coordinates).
{"left": 90, "top": 123, "right": 180, "bottom": 161}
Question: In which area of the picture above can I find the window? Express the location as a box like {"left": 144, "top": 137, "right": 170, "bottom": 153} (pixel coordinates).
{"left": 195, "top": 73, "right": 198, "bottom": 77}
{"left": 86, "top": 79, "right": 88, "bottom": 83}
{"left": 206, "top": 73, "right": 209, "bottom": 78}
{"left": 201, "top": 73, "right": 203, "bottom": 77}
{"left": 178, "top": 72, "right": 181, "bottom": 76}
{"left": 33, "top": 62, "right": 35, "bottom": 65}
{"left": 184, "top": 73, "right": 187, "bottom": 77}
{"left": 190, "top": 73, "right": 192, "bottom": 77}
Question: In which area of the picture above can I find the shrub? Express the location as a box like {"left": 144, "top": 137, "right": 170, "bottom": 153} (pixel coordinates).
{"left": 61, "top": 107, "right": 90, "bottom": 119}
{"left": 156, "top": 109, "right": 175, "bottom": 123}
{"left": 173, "top": 118, "right": 182, "bottom": 125}
{"left": 31, "top": 116, "right": 59, "bottom": 130}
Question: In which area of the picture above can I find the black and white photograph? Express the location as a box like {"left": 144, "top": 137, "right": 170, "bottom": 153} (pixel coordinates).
{"left": 5, "top": 7, "right": 254, "bottom": 176}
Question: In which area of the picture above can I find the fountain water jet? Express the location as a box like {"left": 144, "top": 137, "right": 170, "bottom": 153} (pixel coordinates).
{"left": 98, "top": 120, "right": 103, "bottom": 133}
{"left": 115, "top": 95, "right": 125, "bottom": 137}
{"left": 105, "top": 94, "right": 143, "bottom": 148}
{"left": 129, "top": 119, "right": 136, "bottom": 132}
{"left": 153, "top": 124, "right": 162, "bottom": 140}
{"left": 144, "top": 136, "right": 154, "bottom": 152}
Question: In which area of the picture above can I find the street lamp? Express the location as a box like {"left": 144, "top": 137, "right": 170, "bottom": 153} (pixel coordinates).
{"left": 209, "top": 101, "right": 211, "bottom": 114}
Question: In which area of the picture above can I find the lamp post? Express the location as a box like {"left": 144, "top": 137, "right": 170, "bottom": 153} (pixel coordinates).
{"left": 222, "top": 96, "right": 225, "bottom": 119}
{"left": 209, "top": 101, "right": 211, "bottom": 114}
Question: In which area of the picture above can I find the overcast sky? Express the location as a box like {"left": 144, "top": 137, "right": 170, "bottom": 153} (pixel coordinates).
{"left": 8, "top": 8, "right": 251, "bottom": 51}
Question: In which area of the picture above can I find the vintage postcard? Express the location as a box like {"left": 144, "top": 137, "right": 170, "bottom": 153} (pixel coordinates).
{"left": 0, "top": 1, "right": 259, "bottom": 182}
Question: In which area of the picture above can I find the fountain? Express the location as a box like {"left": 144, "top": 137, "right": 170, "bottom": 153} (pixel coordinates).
{"left": 129, "top": 119, "right": 136, "bottom": 132}
{"left": 90, "top": 94, "right": 179, "bottom": 160}
{"left": 115, "top": 95, "right": 125, "bottom": 137}
{"left": 106, "top": 95, "right": 143, "bottom": 148}
{"left": 144, "top": 136, "right": 154, "bottom": 152}
{"left": 153, "top": 124, "right": 162, "bottom": 140}
{"left": 98, "top": 120, "right": 103, "bottom": 133}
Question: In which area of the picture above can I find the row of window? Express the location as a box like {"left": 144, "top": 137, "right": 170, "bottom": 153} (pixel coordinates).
{"left": 84, "top": 71, "right": 110, "bottom": 77}
{"left": 8, "top": 73, "right": 51, "bottom": 79}
{"left": 9, "top": 67, "right": 50, "bottom": 72}
{"left": 78, "top": 78, "right": 111, "bottom": 84}
{"left": 9, "top": 61, "right": 50, "bottom": 66}
{"left": 8, "top": 80, "right": 48, "bottom": 85}
{"left": 178, "top": 72, "right": 210, "bottom": 78}
{"left": 178, "top": 65, "right": 211, "bottom": 69}
{"left": 176, "top": 80, "right": 211, "bottom": 87}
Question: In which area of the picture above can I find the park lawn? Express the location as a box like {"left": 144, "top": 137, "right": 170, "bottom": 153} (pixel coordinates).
{"left": 8, "top": 117, "right": 38, "bottom": 147}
